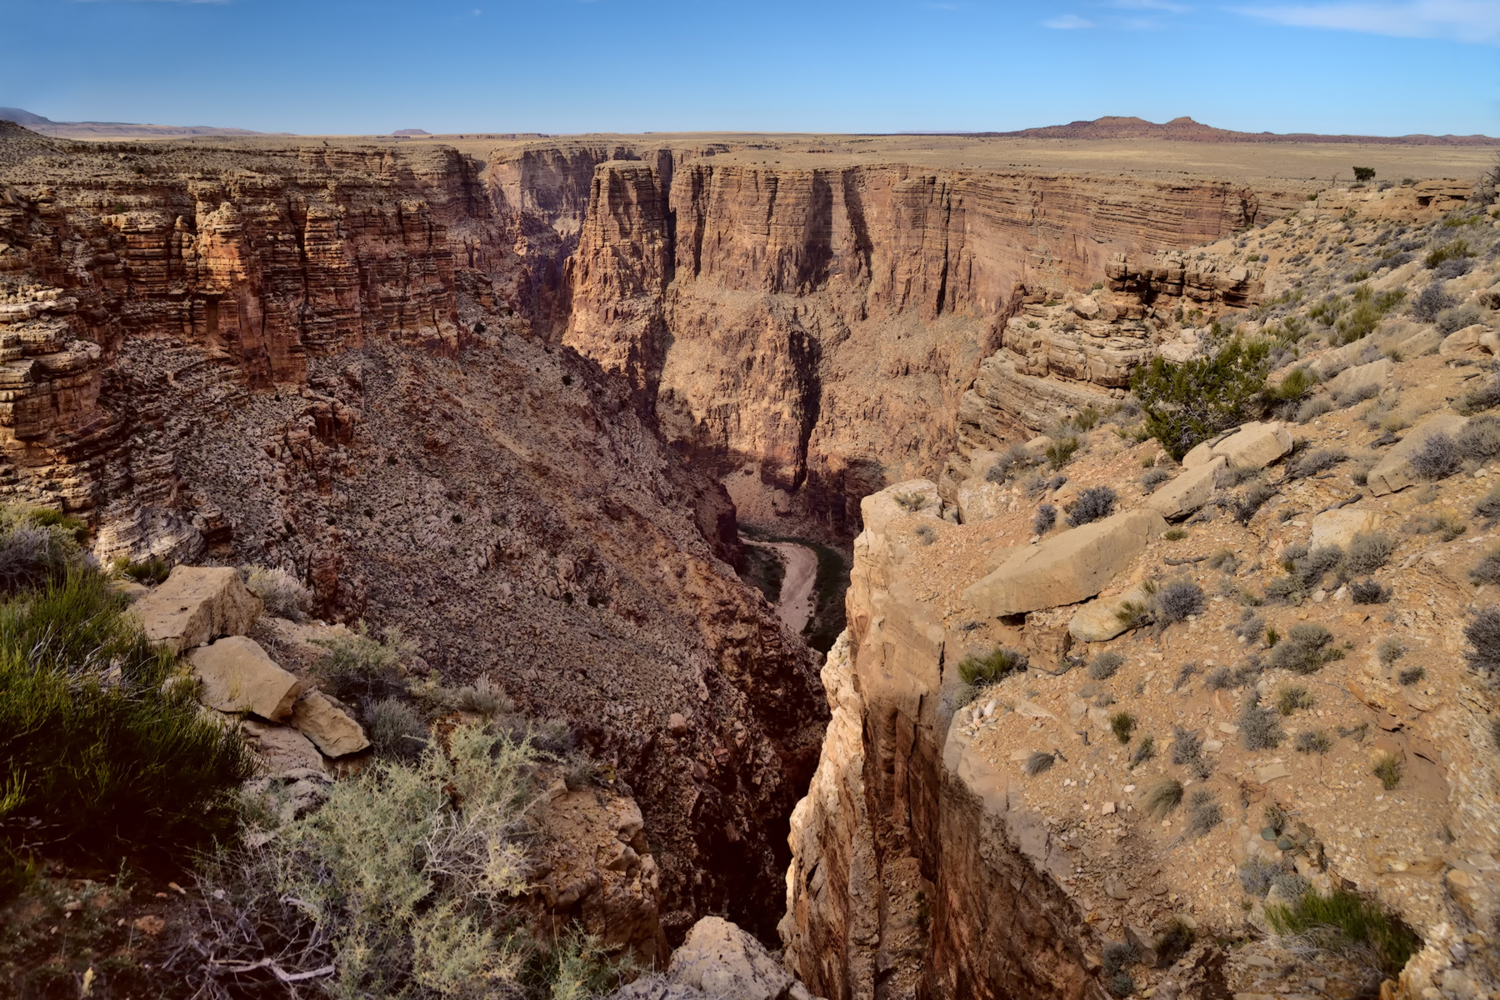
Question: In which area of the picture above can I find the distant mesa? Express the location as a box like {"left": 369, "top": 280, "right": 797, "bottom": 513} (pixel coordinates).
{"left": 392, "top": 128, "right": 431, "bottom": 136}
{"left": 978, "top": 115, "right": 1500, "bottom": 147}
{"left": 0, "top": 107, "right": 287, "bottom": 139}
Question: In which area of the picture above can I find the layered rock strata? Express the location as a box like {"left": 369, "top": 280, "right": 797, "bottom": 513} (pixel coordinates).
{"left": 0, "top": 124, "right": 825, "bottom": 943}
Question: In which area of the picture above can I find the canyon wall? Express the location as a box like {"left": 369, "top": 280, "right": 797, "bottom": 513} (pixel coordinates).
{"left": 563, "top": 158, "right": 1307, "bottom": 536}
{"left": 0, "top": 123, "right": 826, "bottom": 943}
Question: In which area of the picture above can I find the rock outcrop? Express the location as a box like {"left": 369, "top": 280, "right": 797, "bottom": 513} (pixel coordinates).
{"left": 133, "top": 566, "right": 263, "bottom": 653}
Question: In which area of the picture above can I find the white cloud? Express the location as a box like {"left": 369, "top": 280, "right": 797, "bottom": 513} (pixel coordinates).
{"left": 1044, "top": 13, "right": 1097, "bottom": 26}
{"left": 1234, "top": 0, "right": 1500, "bottom": 44}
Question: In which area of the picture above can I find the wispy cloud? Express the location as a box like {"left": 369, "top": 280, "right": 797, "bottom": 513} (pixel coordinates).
{"left": 1044, "top": 13, "right": 1096, "bottom": 27}
{"left": 1234, "top": 0, "right": 1500, "bottom": 43}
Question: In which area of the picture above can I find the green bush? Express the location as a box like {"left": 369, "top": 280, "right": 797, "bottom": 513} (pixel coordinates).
{"left": 0, "top": 570, "right": 253, "bottom": 863}
{"left": 206, "top": 724, "right": 626, "bottom": 1000}
{"left": 1109, "top": 711, "right": 1136, "bottom": 744}
{"left": 1130, "top": 337, "right": 1271, "bottom": 460}
{"left": 120, "top": 556, "right": 171, "bottom": 584}
{"left": 957, "top": 647, "right": 1028, "bottom": 687}
{"left": 1265, "top": 889, "right": 1421, "bottom": 979}
{"left": 313, "top": 622, "right": 415, "bottom": 704}
{"left": 1142, "top": 778, "right": 1183, "bottom": 818}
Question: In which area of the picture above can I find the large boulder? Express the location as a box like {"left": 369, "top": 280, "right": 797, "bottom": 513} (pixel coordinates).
{"left": 189, "top": 635, "right": 304, "bottom": 722}
{"left": 1145, "top": 457, "right": 1225, "bottom": 519}
{"left": 666, "top": 917, "right": 815, "bottom": 1000}
{"left": 239, "top": 718, "right": 328, "bottom": 775}
{"left": 132, "top": 566, "right": 262, "bottom": 653}
{"left": 1212, "top": 421, "right": 1293, "bottom": 471}
{"left": 1368, "top": 413, "right": 1469, "bottom": 496}
{"left": 963, "top": 508, "right": 1166, "bottom": 617}
{"left": 1069, "top": 583, "right": 1154, "bottom": 642}
{"left": 291, "top": 691, "right": 369, "bottom": 757}
{"left": 1439, "top": 324, "right": 1499, "bottom": 357}
{"left": 1310, "top": 507, "right": 1381, "bottom": 549}
{"left": 1326, "top": 357, "right": 1393, "bottom": 398}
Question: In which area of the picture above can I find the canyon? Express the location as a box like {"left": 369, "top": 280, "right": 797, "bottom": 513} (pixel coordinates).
{"left": 1, "top": 118, "right": 1496, "bottom": 1000}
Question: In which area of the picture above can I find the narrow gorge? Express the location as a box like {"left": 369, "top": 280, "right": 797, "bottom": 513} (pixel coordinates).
{"left": 1, "top": 120, "right": 1496, "bottom": 1000}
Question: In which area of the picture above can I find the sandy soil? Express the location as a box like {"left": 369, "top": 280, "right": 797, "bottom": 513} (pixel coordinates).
{"left": 746, "top": 540, "right": 819, "bottom": 634}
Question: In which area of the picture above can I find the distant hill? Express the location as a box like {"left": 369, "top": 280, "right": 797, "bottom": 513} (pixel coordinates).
{"left": 0, "top": 107, "right": 287, "bottom": 139}
{"left": 970, "top": 116, "right": 1500, "bottom": 146}
{"left": 392, "top": 128, "right": 431, "bottom": 136}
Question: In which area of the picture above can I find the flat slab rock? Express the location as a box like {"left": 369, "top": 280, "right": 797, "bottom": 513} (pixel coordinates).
{"left": 291, "top": 690, "right": 369, "bottom": 757}
{"left": 131, "top": 566, "right": 262, "bottom": 653}
{"left": 963, "top": 508, "right": 1166, "bottom": 617}
{"left": 1309, "top": 507, "right": 1380, "bottom": 549}
{"left": 1368, "top": 413, "right": 1469, "bottom": 496}
{"left": 1183, "top": 420, "right": 1293, "bottom": 472}
{"left": 1069, "top": 583, "right": 1154, "bottom": 642}
{"left": 190, "top": 635, "right": 304, "bottom": 722}
{"left": 1145, "top": 456, "right": 1225, "bottom": 519}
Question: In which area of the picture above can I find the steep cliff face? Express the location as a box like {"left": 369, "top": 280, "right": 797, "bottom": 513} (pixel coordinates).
{"left": 0, "top": 125, "right": 826, "bottom": 943}
{"left": 564, "top": 158, "right": 1305, "bottom": 536}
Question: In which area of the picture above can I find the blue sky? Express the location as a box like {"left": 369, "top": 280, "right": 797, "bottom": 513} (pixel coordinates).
{"left": 2, "top": 0, "right": 1496, "bottom": 136}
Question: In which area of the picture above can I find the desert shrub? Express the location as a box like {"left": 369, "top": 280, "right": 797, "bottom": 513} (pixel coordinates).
{"left": 119, "top": 556, "right": 170, "bottom": 584}
{"left": 1142, "top": 778, "right": 1183, "bottom": 818}
{"left": 1033, "top": 503, "right": 1057, "bottom": 535}
{"left": 1276, "top": 684, "right": 1315, "bottom": 715}
{"left": 1241, "top": 696, "right": 1285, "bottom": 750}
{"left": 368, "top": 697, "right": 428, "bottom": 761}
{"left": 1434, "top": 257, "right": 1474, "bottom": 280}
{"left": 241, "top": 564, "right": 312, "bottom": 621}
{"left": 1270, "top": 623, "right": 1341, "bottom": 674}
{"left": 216, "top": 724, "right": 611, "bottom": 1000}
{"left": 1372, "top": 752, "right": 1404, "bottom": 789}
{"left": 1131, "top": 337, "right": 1271, "bottom": 460}
{"left": 1233, "top": 482, "right": 1278, "bottom": 525}
{"left": 1350, "top": 579, "right": 1391, "bottom": 603}
{"left": 1023, "top": 751, "right": 1056, "bottom": 776}
{"left": 1170, "top": 726, "right": 1203, "bottom": 765}
{"left": 1265, "top": 889, "right": 1422, "bottom": 980}
{"left": 1088, "top": 650, "right": 1125, "bottom": 680}
{"left": 1110, "top": 712, "right": 1136, "bottom": 744}
{"left": 1140, "top": 467, "right": 1172, "bottom": 492}
{"left": 1296, "top": 396, "right": 1333, "bottom": 423}
{"left": 1153, "top": 580, "right": 1203, "bottom": 624}
{"left": 1186, "top": 789, "right": 1222, "bottom": 836}
{"left": 1412, "top": 510, "right": 1468, "bottom": 541}
{"left": 915, "top": 524, "right": 937, "bottom": 545}
{"left": 1240, "top": 857, "right": 1282, "bottom": 896}
{"left": 1286, "top": 448, "right": 1346, "bottom": 480}
{"left": 1207, "top": 548, "right": 1240, "bottom": 573}
{"left": 1163, "top": 527, "right": 1188, "bottom": 541}
{"left": 1066, "top": 486, "right": 1117, "bottom": 527}
{"left": 1477, "top": 486, "right": 1500, "bottom": 524}
{"left": 1397, "top": 666, "right": 1425, "bottom": 686}
{"left": 1460, "top": 367, "right": 1500, "bottom": 415}
{"left": 0, "top": 570, "right": 253, "bottom": 864}
{"left": 1103, "top": 941, "right": 1136, "bottom": 978}
{"left": 1464, "top": 606, "right": 1500, "bottom": 679}
{"left": 1426, "top": 239, "right": 1473, "bottom": 269}
{"left": 452, "top": 676, "right": 514, "bottom": 718}
{"left": 958, "top": 647, "right": 1028, "bottom": 688}
{"left": 312, "top": 622, "right": 415, "bottom": 704}
{"left": 1046, "top": 436, "right": 1081, "bottom": 470}
{"left": 1377, "top": 637, "right": 1405, "bottom": 665}
{"left": 1461, "top": 415, "right": 1500, "bottom": 461}
{"left": 1410, "top": 432, "right": 1461, "bottom": 480}
{"left": 1128, "top": 735, "right": 1156, "bottom": 767}
{"left": 987, "top": 444, "right": 1032, "bottom": 483}
{"left": 1411, "top": 283, "right": 1455, "bottom": 322}
{"left": 0, "top": 510, "right": 84, "bottom": 595}
{"left": 1345, "top": 531, "right": 1394, "bottom": 574}
{"left": 1153, "top": 918, "right": 1196, "bottom": 968}
{"left": 1335, "top": 382, "right": 1381, "bottom": 408}
{"left": 1437, "top": 303, "right": 1484, "bottom": 336}
{"left": 892, "top": 491, "right": 929, "bottom": 513}
{"left": 1295, "top": 729, "right": 1334, "bottom": 754}
{"left": 1205, "top": 666, "right": 1238, "bottom": 690}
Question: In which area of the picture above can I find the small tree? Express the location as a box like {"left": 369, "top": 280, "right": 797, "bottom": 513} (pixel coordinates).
{"left": 1353, "top": 166, "right": 1376, "bottom": 184}
{"left": 1130, "top": 336, "right": 1271, "bottom": 460}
